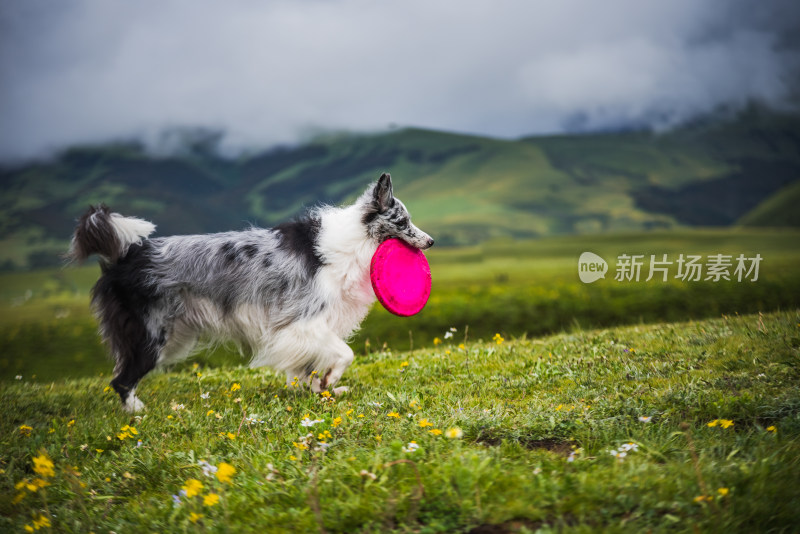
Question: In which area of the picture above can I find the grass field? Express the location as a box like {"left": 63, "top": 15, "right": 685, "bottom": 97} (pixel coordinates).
{"left": 2, "top": 309, "right": 799, "bottom": 532}
{"left": 1, "top": 229, "right": 798, "bottom": 381}
{"left": 0, "top": 228, "right": 799, "bottom": 531}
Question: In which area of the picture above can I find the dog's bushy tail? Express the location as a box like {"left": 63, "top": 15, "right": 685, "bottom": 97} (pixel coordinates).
{"left": 68, "top": 204, "right": 156, "bottom": 263}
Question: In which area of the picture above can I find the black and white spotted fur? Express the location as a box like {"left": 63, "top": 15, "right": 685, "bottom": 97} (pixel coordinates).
{"left": 69, "top": 173, "right": 433, "bottom": 412}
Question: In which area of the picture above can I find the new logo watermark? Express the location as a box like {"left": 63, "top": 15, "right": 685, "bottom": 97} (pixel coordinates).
{"left": 578, "top": 252, "right": 762, "bottom": 283}
{"left": 578, "top": 252, "right": 608, "bottom": 283}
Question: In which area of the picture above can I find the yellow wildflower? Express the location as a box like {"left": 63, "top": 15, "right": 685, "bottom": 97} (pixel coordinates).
{"left": 493, "top": 333, "right": 504, "bottom": 344}
{"left": 332, "top": 417, "right": 342, "bottom": 428}
{"left": 717, "top": 487, "right": 730, "bottom": 497}
{"left": 767, "top": 425, "right": 777, "bottom": 433}
{"left": 429, "top": 428, "right": 443, "bottom": 436}
{"left": 387, "top": 412, "right": 401, "bottom": 419}
{"left": 183, "top": 479, "right": 203, "bottom": 498}
{"left": 67, "top": 419, "right": 75, "bottom": 427}
{"left": 189, "top": 512, "right": 203, "bottom": 523}
{"left": 433, "top": 337, "right": 442, "bottom": 345}
{"left": 719, "top": 419, "right": 734, "bottom": 429}
{"left": 207, "top": 410, "right": 215, "bottom": 416}
{"left": 19, "top": 425, "right": 33, "bottom": 436}
{"left": 24, "top": 515, "right": 51, "bottom": 531}
{"left": 321, "top": 391, "right": 331, "bottom": 398}
{"left": 374, "top": 434, "right": 382, "bottom": 443}
{"left": 203, "top": 493, "right": 220, "bottom": 507}
{"left": 230, "top": 383, "right": 241, "bottom": 392}
{"left": 293, "top": 442, "right": 308, "bottom": 451}
{"left": 400, "top": 361, "right": 409, "bottom": 367}
{"left": 445, "top": 427, "right": 464, "bottom": 439}
{"left": 418, "top": 418, "right": 433, "bottom": 428}
{"left": 458, "top": 343, "right": 465, "bottom": 350}
{"left": 216, "top": 462, "right": 236, "bottom": 484}
{"left": 33, "top": 452, "right": 55, "bottom": 478}
{"left": 707, "top": 420, "right": 718, "bottom": 427}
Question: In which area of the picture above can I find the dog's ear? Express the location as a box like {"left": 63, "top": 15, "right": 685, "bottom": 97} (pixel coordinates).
{"left": 373, "top": 173, "right": 394, "bottom": 212}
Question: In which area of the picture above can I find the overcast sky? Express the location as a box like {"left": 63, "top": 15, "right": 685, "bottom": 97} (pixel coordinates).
{"left": 1, "top": 0, "right": 798, "bottom": 162}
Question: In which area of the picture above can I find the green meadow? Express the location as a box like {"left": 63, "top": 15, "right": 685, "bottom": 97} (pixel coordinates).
{"left": 1, "top": 228, "right": 798, "bottom": 381}
{"left": 1, "top": 228, "right": 799, "bottom": 532}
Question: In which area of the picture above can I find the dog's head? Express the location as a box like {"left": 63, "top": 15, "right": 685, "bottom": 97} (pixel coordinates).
{"left": 361, "top": 173, "right": 434, "bottom": 250}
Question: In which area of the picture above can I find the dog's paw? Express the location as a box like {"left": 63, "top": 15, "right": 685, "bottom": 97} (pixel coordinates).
{"left": 124, "top": 394, "right": 146, "bottom": 413}
{"left": 332, "top": 386, "right": 349, "bottom": 396}
{"left": 310, "top": 377, "right": 324, "bottom": 394}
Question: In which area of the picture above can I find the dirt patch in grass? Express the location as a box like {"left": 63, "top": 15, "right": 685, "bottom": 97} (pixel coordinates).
{"left": 467, "top": 514, "right": 579, "bottom": 534}
{"left": 478, "top": 433, "right": 574, "bottom": 455}
{"left": 520, "top": 437, "right": 574, "bottom": 455}
{"left": 467, "top": 520, "right": 544, "bottom": 534}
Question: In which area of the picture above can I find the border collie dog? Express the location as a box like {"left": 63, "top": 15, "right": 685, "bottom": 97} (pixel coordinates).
{"left": 69, "top": 173, "right": 433, "bottom": 412}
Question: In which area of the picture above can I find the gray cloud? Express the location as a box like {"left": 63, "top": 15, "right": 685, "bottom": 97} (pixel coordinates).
{"left": 1, "top": 0, "right": 797, "bottom": 161}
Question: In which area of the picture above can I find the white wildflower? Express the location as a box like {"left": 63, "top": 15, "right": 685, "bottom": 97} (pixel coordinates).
{"left": 402, "top": 441, "right": 420, "bottom": 453}
{"left": 246, "top": 414, "right": 265, "bottom": 425}
{"left": 301, "top": 417, "right": 323, "bottom": 427}
{"left": 198, "top": 460, "right": 218, "bottom": 477}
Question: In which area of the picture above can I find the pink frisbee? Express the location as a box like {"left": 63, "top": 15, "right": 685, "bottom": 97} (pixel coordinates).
{"left": 370, "top": 238, "right": 432, "bottom": 317}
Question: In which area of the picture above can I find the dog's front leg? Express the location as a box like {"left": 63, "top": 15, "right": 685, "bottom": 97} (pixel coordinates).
{"left": 319, "top": 337, "right": 354, "bottom": 396}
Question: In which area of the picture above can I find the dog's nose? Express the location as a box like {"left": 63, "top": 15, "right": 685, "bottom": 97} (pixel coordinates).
{"left": 426, "top": 237, "right": 434, "bottom": 248}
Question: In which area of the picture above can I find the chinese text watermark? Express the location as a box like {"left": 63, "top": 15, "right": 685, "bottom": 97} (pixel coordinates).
{"left": 579, "top": 252, "right": 762, "bottom": 283}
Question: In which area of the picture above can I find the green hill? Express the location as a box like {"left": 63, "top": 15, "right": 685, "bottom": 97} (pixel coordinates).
{"left": 737, "top": 180, "right": 800, "bottom": 228}
{"left": 1, "top": 109, "right": 798, "bottom": 269}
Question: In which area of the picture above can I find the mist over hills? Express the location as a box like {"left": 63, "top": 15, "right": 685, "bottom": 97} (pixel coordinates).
{"left": 1, "top": 109, "right": 798, "bottom": 270}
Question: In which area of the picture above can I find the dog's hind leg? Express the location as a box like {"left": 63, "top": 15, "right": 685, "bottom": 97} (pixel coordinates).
{"left": 101, "top": 302, "right": 161, "bottom": 413}
{"left": 157, "top": 323, "right": 198, "bottom": 367}
{"left": 109, "top": 338, "right": 159, "bottom": 413}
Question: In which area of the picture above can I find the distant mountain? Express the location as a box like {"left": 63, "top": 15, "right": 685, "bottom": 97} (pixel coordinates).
{"left": 1, "top": 109, "right": 798, "bottom": 270}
